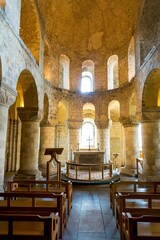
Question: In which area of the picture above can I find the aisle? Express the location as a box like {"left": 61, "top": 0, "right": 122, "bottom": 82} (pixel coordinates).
{"left": 62, "top": 184, "right": 120, "bottom": 240}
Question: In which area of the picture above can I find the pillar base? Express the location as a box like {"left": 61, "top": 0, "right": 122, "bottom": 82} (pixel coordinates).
{"left": 120, "top": 166, "right": 137, "bottom": 177}
{"left": 13, "top": 169, "right": 42, "bottom": 181}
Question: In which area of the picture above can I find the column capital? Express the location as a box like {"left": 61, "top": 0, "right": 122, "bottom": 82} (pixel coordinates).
{"left": 17, "top": 107, "right": 43, "bottom": 122}
{"left": 0, "top": 83, "right": 16, "bottom": 107}
{"left": 120, "top": 117, "right": 139, "bottom": 127}
{"left": 67, "top": 119, "right": 83, "bottom": 129}
{"left": 142, "top": 107, "right": 160, "bottom": 122}
{"left": 95, "top": 118, "right": 110, "bottom": 129}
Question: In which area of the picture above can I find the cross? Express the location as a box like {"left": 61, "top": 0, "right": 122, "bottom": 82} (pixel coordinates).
{"left": 87, "top": 136, "right": 93, "bottom": 150}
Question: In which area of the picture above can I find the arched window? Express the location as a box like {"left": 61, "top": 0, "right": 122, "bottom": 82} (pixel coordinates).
{"left": 81, "top": 60, "right": 94, "bottom": 93}
{"left": 59, "top": 54, "right": 70, "bottom": 90}
{"left": 80, "top": 121, "right": 96, "bottom": 148}
{"left": 107, "top": 55, "right": 119, "bottom": 90}
{"left": 81, "top": 71, "right": 93, "bottom": 93}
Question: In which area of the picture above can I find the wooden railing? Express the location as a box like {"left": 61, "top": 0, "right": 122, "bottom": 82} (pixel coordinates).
{"left": 66, "top": 161, "right": 113, "bottom": 181}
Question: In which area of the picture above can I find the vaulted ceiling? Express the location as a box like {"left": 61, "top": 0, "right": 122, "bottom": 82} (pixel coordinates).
{"left": 37, "top": 0, "right": 143, "bottom": 58}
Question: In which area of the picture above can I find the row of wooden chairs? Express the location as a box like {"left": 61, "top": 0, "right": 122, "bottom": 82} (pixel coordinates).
{"left": 110, "top": 180, "right": 160, "bottom": 239}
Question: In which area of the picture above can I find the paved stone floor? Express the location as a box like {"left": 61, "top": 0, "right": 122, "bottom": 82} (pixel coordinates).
{"left": 62, "top": 184, "right": 120, "bottom": 240}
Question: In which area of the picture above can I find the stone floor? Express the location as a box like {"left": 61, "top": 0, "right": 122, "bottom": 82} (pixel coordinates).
{"left": 62, "top": 184, "right": 120, "bottom": 240}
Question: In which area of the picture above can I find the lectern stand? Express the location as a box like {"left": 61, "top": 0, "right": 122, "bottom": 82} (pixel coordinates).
{"left": 44, "top": 148, "right": 64, "bottom": 181}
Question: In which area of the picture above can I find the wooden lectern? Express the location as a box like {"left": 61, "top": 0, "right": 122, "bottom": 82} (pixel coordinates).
{"left": 44, "top": 148, "right": 64, "bottom": 181}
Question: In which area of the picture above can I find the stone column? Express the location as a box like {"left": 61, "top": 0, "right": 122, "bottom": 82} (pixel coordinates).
{"left": 120, "top": 119, "right": 140, "bottom": 176}
{"left": 139, "top": 110, "right": 160, "bottom": 181}
{"left": 0, "top": 85, "right": 16, "bottom": 191}
{"left": 67, "top": 119, "right": 83, "bottom": 161}
{"left": 15, "top": 107, "right": 42, "bottom": 180}
{"left": 39, "top": 121, "right": 55, "bottom": 176}
{"left": 95, "top": 119, "right": 110, "bottom": 163}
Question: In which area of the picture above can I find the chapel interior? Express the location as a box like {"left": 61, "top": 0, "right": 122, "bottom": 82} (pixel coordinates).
{"left": 0, "top": 0, "right": 160, "bottom": 239}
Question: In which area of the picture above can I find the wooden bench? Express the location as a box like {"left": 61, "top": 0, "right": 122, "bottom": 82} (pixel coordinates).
{"left": 7, "top": 179, "right": 72, "bottom": 215}
{"left": 110, "top": 181, "right": 160, "bottom": 215}
{"left": 0, "top": 212, "right": 58, "bottom": 240}
{"left": 0, "top": 191, "right": 66, "bottom": 239}
{"left": 122, "top": 212, "right": 160, "bottom": 240}
{"left": 116, "top": 193, "right": 160, "bottom": 238}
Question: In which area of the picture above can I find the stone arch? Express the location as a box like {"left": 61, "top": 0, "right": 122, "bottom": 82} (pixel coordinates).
{"left": 59, "top": 54, "right": 70, "bottom": 90}
{"left": 16, "top": 69, "right": 38, "bottom": 108}
{"left": 139, "top": 0, "right": 160, "bottom": 65}
{"left": 128, "top": 36, "right": 135, "bottom": 82}
{"left": 107, "top": 55, "right": 119, "bottom": 90}
{"left": 142, "top": 68, "right": 160, "bottom": 109}
{"left": 83, "top": 102, "right": 95, "bottom": 119}
{"left": 20, "top": 0, "right": 41, "bottom": 64}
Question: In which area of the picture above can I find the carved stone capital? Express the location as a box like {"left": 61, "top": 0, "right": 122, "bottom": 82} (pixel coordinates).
{"left": 142, "top": 108, "right": 160, "bottom": 122}
{"left": 119, "top": 117, "right": 139, "bottom": 127}
{"left": 95, "top": 119, "right": 110, "bottom": 129}
{"left": 17, "top": 107, "right": 43, "bottom": 122}
{"left": 67, "top": 119, "right": 83, "bottom": 129}
{"left": 0, "top": 84, "right": 16, "bottom": 107}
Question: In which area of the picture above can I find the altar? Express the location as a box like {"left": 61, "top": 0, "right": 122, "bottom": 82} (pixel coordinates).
{"left": 73, "top": 151, "right": 105, "bottom": 170}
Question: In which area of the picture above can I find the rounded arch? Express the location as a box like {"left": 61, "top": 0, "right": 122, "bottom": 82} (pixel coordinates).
{"left": 108, "top": 100, "right": 120, "bottom": 121}
{"left": 20, "top": 0, "right": 41, "bottom": 64}
{"left": 59, "top": 54, "right": 70, "bottom": 90}
{"left": 107, "top": 55, "right": 119, "bottom": 90}
{"left": 16, "top": 69, "right": 38, "bottom": 108}
{"left": 81, "top": 60, "right": 94, "bottom": 93}
{"left": 142, "top": 68, "right": 160, "bottom": 109}
{"left": 83, "top": 102, "right": 95, "bottom": 119}
{"left": 128, "top": 36, "right": 135, "bottom": 82}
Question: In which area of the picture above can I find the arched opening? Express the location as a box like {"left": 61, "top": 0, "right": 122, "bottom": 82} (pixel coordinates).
{"left": 81, "top": 60, "right": 94, "bottom": 93}
{"left": 20, "top": 0, "right": 40, "bottom": 64}
{"left": 80, "top": 103, "right": 97, "bottom": 149}
{"left": 59, "top": 54, "right": 70, "bottom": 90}
{"left": 128, "top": 36, "right": 135, "bottom": 82}
{"left": 107, "top": 55, "right": 119, "bottom": 90}
{"left": 6, "top": 70, "right": 39, "bottom": 174}
{"left": 108, "top": 100, "right": 123, "bottom": 168}
{"left": 142, "top": 68, "right": 160, "bottom": 109}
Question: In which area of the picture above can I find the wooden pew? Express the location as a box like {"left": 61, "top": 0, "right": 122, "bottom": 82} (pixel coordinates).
{"left": 110, "top": 181, "right": 160, "bottom": 215}
{"left": 116, "top": 193, "right": 160, "bottom": 238}
{"left": 0, "top": 212, "right": 58, "bottom": 240}
{"left": 0, "top": 191, "right": 66, "bottom": 239}
{"left": 7, "top": 179, "right": 72, "bottom": 215}
{"left": 122, "top": 212, "right": 160, "bottom": 240}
